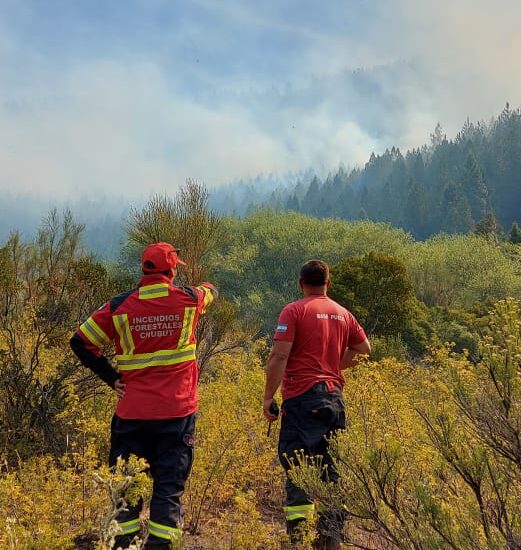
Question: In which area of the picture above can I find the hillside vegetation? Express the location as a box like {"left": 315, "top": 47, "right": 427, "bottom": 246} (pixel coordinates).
{"left": 2, "top": 183, "right": 521, "bottom": 549}
{"left": 230, "top": 105, "right": 521, "bottom": 241}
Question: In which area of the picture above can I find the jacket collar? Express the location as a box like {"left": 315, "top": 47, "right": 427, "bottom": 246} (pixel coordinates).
{"left": 138, "top": 273, "right": 174, "bottom": 287}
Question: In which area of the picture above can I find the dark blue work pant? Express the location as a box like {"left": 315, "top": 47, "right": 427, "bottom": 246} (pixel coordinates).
{"left": 278, "top": 382, "right": 346, "bottom": 539}
{"left": 109, "top": 413, "right": 196, "bottom": 546}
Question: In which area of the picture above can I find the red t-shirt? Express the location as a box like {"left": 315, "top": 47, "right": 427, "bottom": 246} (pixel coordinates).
{"left": 274, "top": 295, "right": 366, "bottom": 400}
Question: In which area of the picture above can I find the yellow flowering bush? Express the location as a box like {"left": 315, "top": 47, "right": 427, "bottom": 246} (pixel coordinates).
{"left": 184, "top": 343, "right": 285, "bottom": 541}
{"left": 3, "top": 296, "right": 521, "bottom": 548}
{"left": 291, "top": 300, "right": 521, "bottom": 549}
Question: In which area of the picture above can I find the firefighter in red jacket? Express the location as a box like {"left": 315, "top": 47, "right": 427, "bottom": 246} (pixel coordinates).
{"left": 71, "top": 242, "right": 217, "bottom": 549}
{"left": 263, "top": 260, "right": 371, "bottom": 550}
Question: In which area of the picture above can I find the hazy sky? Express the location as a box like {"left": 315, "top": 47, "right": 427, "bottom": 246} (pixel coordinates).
{"left": 0, "top": 0, "right": 520, "bottom": 199}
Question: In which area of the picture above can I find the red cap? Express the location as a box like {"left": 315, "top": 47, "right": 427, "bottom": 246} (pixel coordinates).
{"left": 141, "top": 242, "right": 186, "bottom": 273}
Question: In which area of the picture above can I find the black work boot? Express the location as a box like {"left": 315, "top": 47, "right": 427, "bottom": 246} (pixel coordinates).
{"left": 316, "top": 510, "right": 345, "bottom": 550}
{"left": 144, "top": 541, "right": 172, "bottom": 550}
{"left": 283, "top": 518, "right": 310, "bottom": 548}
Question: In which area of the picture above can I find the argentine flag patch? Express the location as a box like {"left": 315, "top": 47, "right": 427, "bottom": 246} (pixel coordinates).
{"left": 276, "top": 323, "right": 288, "bottom": 333}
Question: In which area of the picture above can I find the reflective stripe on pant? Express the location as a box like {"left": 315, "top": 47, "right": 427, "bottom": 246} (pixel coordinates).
{"left": 278, "top": 382, "right": 346, "bottom": 534}
{"left": 283, "top": 503, "right": 315, "bottom": 522}
{"left": 109, "top": 413, "right": 196, "bottom": 545}
{"left": 118, "top": 517, "right": 140, "bottom": 535}
{"left": 148, "top": 520, "right": 182, "bottom": 541}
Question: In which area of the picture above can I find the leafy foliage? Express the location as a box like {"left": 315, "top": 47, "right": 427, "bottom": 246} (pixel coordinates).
{"left": 213, "top": 212, "right": 413, "bottom": 332}
{"left": 3, "top": 189, "right": 521, "bottom": 548}
{"left": 291, "top": 300, "right": 521, "bottom": 549}
{"left": 0, "top": 211, "right": 121, "bottom": 460}
{"left": 126, "top": 180, "right": 223, "bottom": 286}
{"left": 329, "top": 251, "right": 417, "bottom": 336}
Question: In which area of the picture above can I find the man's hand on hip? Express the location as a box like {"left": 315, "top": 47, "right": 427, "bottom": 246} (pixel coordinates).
{"left": 114, "top": 379, "right": 126, "bottom": 399}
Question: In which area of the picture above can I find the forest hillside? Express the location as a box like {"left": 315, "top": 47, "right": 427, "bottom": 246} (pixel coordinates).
{"left": 2, "top": 182, "right": 521, "bottom": 549}
{"left": 1, "top": 105, "right": 521, "bottom": 259}
{"left": 220, "top": 105, "right": 521, "bottom": 242}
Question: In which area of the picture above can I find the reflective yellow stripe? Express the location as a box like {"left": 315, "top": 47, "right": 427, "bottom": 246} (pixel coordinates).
{"left": 283, "top": 504, "right": 315, "bottom": 521}
{"left": 79, "top": 317, "right": 110, "bottom": 348}
{"left": 118, "top": 518, "right": 140, "bottom": 534}
{"left": 113, "top": 314, "right": 135, "bottom": 355}
{"left": 139, "top": 283, "right": 169, "bottom": 300}
{"left": 148, "top": 520, "right": 182, "bottom": 540}
{"left": 178, "top": 307, "right": 196, "bottom": 347}
{"left": 116, "top": 345, "right": 196, "bottom": 371}
{"left": 197, "top": 285, "right": 215, "bottom": 313}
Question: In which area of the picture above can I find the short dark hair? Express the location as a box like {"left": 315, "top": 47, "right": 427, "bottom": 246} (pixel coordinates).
{"left": 142, "top": 261, "right": 173, "bottom": 277}
{"left": 299, "top": 260, "right": 329, "bottom": 286}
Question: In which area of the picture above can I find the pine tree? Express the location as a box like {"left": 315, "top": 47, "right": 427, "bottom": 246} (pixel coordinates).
{"left": 407, "top": 149, "right": 426, "bottom": 183}
{"left": 301, "top": 176, "right": 321, "bottom": 214}
{"left": 294, "top": 180, "right": 306, "bottom": 201}
{"left": 338, "top": 185, "right": 357, "bottom": 219}
{"left": 461, "top": 152, "right": 489, "bottom": 220}
{"left": 405, "top": 178, "right": 429, "bottom": 239}
{"left": 474, "top": 213, "right": 503, "bottom": 244}
{"left": 509, "top": 222, "right": 521, "bottom": 244}
{"left": 441, "top": 180, "right": 473, "bottom": 234}
{"left": 430, "top": 123, "right": 446, "bottom": 149}
{"left": 378, "top": 181, "right": 394, "bottom": 223}
{"left": 359, "top": 185, "right": 370, "bottom": 218}
{"left": 285, "top": 194, "right": 300, "bottom": 212}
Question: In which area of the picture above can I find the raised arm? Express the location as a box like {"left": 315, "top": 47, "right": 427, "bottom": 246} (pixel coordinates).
{"left": 195, "top": 282, "right": 219, "bottom": 313}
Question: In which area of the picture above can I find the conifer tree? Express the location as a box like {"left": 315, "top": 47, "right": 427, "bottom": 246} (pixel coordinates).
{"left": 461, "top": 152, "right": 490, "bottom": 221}
{"left": 301, "top": 176, "right": 321, "bottom": 215}
{"left": 509, "top": 222, "right": 521, "bottom": 244}
{"left": 474, "top": 213, "right": 503, "bottom": 244}
{"left": 442, "top": 180, "right": 474, "bottom": 234}
{"left": 405, "top": 177, "right": 429, "bottom": 239}
{"left": 285, "top": 193, "right": 300, "bottom": 212}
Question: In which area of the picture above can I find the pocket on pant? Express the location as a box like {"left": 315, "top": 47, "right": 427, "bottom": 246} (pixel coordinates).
{"left": 181, "top": 433, "right": 195, "bottom": 479}
{"left": 183, "top": 433, "right": 195, "bottom": 447}
{"left": 307, "top": 393, "right": 346, "bottom": 429}
{"left": 336, "top": 408, "right": 347, "bottom": 430}
{"left": 308, "top": 405, "right": 338, "bottom": 426}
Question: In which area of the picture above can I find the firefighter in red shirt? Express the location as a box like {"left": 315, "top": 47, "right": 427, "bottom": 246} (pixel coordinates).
{"left": 71, "top": 242, "right": 217, "bottom": 550}
{"left": 263, "top": 260, "right": 371, "bottom": 550}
